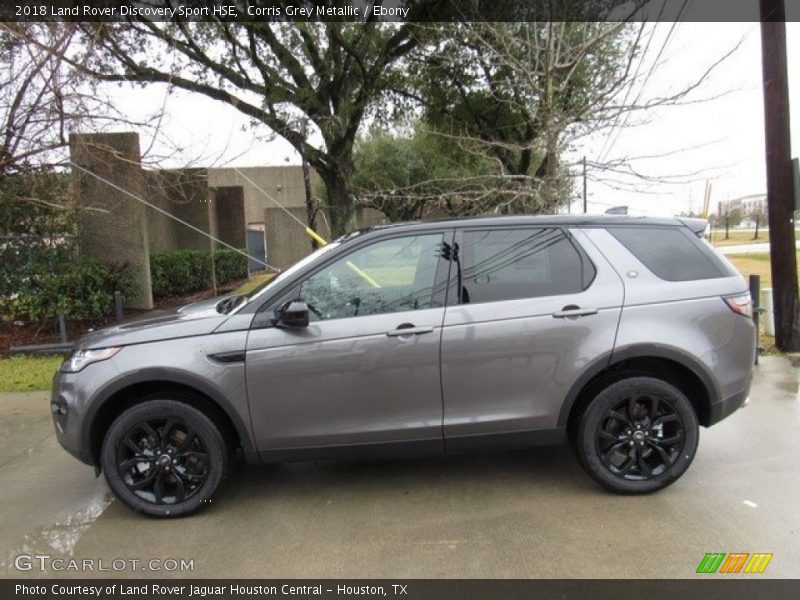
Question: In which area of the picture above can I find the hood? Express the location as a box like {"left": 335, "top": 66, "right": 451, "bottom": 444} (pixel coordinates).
{"left": 76, "top": 297, "right": 232, "bottom": 350}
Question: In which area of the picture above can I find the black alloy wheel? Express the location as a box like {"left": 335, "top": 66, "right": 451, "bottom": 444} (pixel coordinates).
{"left": 575, "top": 376, "right": 699, "bottom": 494}
{"left": 102, "top": 399, "right": 229, "bottom": 517}
{"left": 596, "top": 393, "right": 685, "bottom": 480}
{"left": 117, "top": 417, "right": 209, "bottom": 505}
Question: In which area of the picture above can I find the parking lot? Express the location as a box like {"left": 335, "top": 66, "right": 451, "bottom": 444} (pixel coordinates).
{"left": 1, "top": 356, "right": 798, "bottom": 579}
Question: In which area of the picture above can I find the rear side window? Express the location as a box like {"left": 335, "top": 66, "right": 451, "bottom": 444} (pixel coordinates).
{"left": 458, "top": 228, "right": 594, "bottom": 304}
{"left": 608, "top": 226, "right": 734, "bottom": 281}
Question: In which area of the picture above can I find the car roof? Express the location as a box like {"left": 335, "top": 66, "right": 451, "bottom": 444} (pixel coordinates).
{"left": 344, "top": 214, "right": 705, "bottom": 239}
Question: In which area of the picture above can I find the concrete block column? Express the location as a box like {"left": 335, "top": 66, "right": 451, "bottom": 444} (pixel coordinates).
{"left": 70, "top": 132, "right": 153, "bottom": 309}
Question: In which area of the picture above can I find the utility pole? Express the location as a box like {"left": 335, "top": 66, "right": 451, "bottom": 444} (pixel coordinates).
{"left": 760, "top": 0, "right": 800, "bottom": 351}
{"left": 582, "top": 156, "right": 587, "bottom": 214}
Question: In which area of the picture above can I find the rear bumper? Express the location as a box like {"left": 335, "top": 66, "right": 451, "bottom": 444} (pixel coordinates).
{"left": 708, "top": 380, "right": 751, "bottom": 426}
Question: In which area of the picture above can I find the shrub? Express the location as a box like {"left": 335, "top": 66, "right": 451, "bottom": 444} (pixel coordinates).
{"left": 8, "top": 259, "right": 138, "bottom": 321}
{"left": 0, "top": 168, "right": 75, "bottom": 303}
{"left": 149, "top": 250, "right": 209, "bottom": 298}
{"left": 149, "top": 248, "right": 247, "bottom": 299}
{"left": 213, "top": 248, "right": 249, "bottom": 285}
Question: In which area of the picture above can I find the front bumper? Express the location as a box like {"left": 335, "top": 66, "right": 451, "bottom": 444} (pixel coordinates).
{"left": 50, "top": 366, "right": 111, "bottom": 467}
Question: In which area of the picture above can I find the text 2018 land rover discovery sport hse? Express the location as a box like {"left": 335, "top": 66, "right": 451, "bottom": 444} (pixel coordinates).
{"left": 52, "top": 215, "right": 756, "bottom": 516}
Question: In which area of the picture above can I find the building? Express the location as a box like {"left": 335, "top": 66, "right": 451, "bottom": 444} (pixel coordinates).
{"left": 69, "top": 131, "right": 386, "bottom": 308}
{"left": 717, "top": 195, "right": 767, "bottom": 222}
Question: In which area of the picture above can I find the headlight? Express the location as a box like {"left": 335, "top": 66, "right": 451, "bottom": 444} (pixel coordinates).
{"left": 60, "top": 347, "right": 122, "bottom": 373}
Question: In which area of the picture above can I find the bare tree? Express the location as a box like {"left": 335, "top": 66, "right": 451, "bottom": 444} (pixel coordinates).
{"left": 13, "top": 16, "right": 741, "bottom": 232}
{"left": 0, "top": 23, "right": 175, "bottom": 177}
{"left": 721, "top": 206, "right": 743, "bottom": 239}
{"left": 0, "top": 23, "right": 193, "bottom": 308}
{"left": 356, "top": 20, "right": 740, "bottom": 219}
{"left": 350, "top": 22, "right": 646, "bottom": 217}
{"left": 1, "top": 23, "right": 92, "bottom": 177}
{"left": 33, "top": 17, "right": 439, "bottom": 238}
{"left": 747, "top": 203, "right": 767, "bottom": 240}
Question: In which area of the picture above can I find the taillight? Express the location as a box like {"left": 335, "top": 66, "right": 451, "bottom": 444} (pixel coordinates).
{"left": 723, "top": 293, "right": 753, "bottom": 318}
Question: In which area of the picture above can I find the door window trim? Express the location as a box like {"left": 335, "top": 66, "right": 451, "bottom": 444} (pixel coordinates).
{"left": 251, "top": 228, "right": 456, "bottom": 328}
{"left": 446, "top": 226, "right": 596, "bottom": 307}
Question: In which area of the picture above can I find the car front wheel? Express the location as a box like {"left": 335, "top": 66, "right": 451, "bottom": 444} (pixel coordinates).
{"left": 575, "top": 376, "right": 699, "bottom": 494}
{"left": 101, "top": 399, "right": 229, "bottom": 517}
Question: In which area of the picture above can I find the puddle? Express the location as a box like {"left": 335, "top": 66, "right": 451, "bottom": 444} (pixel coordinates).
{"left": 2, "top": 490, "right": 114, "bottom": 573}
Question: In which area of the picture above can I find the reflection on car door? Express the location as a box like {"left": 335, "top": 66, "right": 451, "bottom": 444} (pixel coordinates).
{"left": 441, "top": 227, "right": 624, "bottom": 449}
{"left": 245, "top": 232, "right": 453, "bottom": 459}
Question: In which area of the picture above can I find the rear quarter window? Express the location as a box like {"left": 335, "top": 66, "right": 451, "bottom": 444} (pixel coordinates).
{"left": 607, "top": 226, "right": 736, "bottom": 281}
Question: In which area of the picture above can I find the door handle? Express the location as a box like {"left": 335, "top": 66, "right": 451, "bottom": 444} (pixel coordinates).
{"left": 386, "top": 325, "right": 435, "bottom": 337}
{"left": 552, "top": 305, "right": 599, "bottom": 319}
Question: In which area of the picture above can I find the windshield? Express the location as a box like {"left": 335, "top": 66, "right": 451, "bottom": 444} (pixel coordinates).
{"left": 232, "top": 241, "right": 342, "bottom": 312}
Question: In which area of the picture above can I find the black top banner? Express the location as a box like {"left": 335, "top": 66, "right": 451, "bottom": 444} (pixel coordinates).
{"left": 2, "top": 0, "right": 800, "bottom": 23}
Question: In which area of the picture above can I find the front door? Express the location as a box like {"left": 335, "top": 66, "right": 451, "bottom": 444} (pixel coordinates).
{"left": 245, "top": 231, "right": 452, "bottom": 458}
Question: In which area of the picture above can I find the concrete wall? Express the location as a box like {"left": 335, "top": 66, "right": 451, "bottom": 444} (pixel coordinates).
{"left": 264, "top": 206, "right": 332, "bottom": 270}
{"left": 263, "top": 204, "right": 387, "bottom": 270}
{"left": 70, "top": 132, "right": 153, "bottom": 309}
{"left": 208, "top": 166, "right": 321, "bottom": 226}
{"left": 70, "top": 132, "right": 398, "bottom": 307}
{"left": 356, "top": 207, "right": 389, "bottom": 229}
{"left": 213, "top": 186, "right": 246, "bottom": 249}
{"left": 146, "top": 169, "right": 213, "bottom": 252}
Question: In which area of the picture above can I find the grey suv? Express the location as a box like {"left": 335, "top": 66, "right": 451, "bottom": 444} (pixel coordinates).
{"left": 52, "top": 216, "right": 756, "bottom": 517}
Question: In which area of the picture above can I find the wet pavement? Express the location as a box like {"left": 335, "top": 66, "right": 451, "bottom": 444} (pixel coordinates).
{"left": 1, "top": 356, "right": 798, "bottom": 579}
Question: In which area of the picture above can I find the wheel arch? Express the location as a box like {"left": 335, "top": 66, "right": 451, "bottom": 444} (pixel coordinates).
{"left": 83, "top": 369, "right": 256, "bottom": 467}
{"left": 559, "top": 344, "right": 720, "bottom": 434}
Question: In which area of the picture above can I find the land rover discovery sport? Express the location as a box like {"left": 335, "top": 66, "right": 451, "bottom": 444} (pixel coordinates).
{"left": 51, "top": 215, "right": 756, "bottom": 517}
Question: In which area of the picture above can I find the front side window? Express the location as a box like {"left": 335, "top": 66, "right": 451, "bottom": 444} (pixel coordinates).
{"left": 299, "top": 234, "right": 444, "bottom": 321}
{"left": 458, "top": 228, "right": 593, "bottom": 304}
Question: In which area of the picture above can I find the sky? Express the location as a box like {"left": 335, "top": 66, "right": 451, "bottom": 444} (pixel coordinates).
{"left": 104, "top": 22, "right": 799, "bottom": 219}
{"left": 577, "top": 22, "right": 800, "bottom": 217}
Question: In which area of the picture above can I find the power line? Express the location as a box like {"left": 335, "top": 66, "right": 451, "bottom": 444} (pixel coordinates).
{"left": 69, "top": 161, "right": 279, "bottom": 272}
{"left": 6, "top": 124, "right": 281, "bottom": 271}
{"left": 231, "top": 166, "right": 311, "bottom": 231}
{"left": 595, "top": 1, "right": 690, "bottom": 165}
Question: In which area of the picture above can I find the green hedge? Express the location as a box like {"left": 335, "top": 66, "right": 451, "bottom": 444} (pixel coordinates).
{"left": 212, "top": 248, "right": 249, "bottom": 286}
{"left": 4, "top": 259, "right": 138, "bottom": 321}
{"left": 149, "top": 249, "right": 248, "bottom": 299}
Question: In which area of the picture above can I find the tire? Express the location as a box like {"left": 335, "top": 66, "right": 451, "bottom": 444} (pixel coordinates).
{"left": 101, "top": 399, "right": 230, "bottom": 517}
{"left": 575, "top": 376, "right": 699, "bottom": 494}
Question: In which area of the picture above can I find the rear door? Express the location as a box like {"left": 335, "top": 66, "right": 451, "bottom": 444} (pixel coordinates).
{"left": 440, "top": 227, "right": 624, "bottom": 449}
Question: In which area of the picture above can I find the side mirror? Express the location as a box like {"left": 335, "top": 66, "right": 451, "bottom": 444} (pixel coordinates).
{"left": 276, "top": 300, "right": 310, "bottom": 328}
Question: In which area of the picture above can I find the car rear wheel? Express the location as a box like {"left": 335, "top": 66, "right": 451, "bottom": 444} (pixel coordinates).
{"left": 575, "top": 376, "right": 699, "bottom": 494}
{"left": 101, "top": 399, "right": 229, "bottom": 517}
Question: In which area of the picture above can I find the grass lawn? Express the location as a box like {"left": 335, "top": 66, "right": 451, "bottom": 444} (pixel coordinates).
{"left": 232, "top": 272, "right": 275, "bottom": 296}
{"left": 0, "top": 355, "right": 63, "bottom": 393}
{"left": 724, "top": 250, "right": 800, "bottom": 289}
{"left": 724, "top": 251, "right": 800, "bottom": 355}
{"left": 725, "top": 252, "right": 774, "bottom": 287}
{"left": 708, "top": 229, "right": 770, "bottom": 247}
